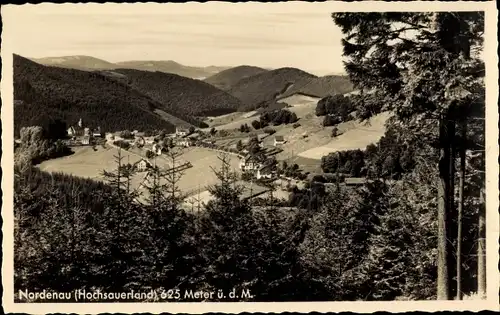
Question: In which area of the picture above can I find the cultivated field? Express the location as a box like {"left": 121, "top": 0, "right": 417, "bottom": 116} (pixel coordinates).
{"left": 297, "top": 111, "right": 391, "bottom": 160}
{"left": 38, "top": 145, "right": 244, "bottom": 199}
{"left": 170, "top": 147, "right": 241, "bottom": 193}
{"left": 38, "top": 146, "right": 148, "bottom": 191}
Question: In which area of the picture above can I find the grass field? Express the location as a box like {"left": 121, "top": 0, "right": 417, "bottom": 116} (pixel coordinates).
{"left": 38, "top": 146, "right": 144, "bottom": 180}
{"left": 297, "top": 111, "right": 391, "bottom": 160}
{"left": 38, "top": 146, "right": 243, "bottom": 198}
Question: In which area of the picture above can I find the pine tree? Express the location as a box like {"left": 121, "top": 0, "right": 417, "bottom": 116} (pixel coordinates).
{"left": 332, "top": 12, "right": 484, "bottom": 299}
{"left": 197, "top": 153, "right": 260, "bottom": 299}
{"left": 361, "top": 149, "right": 438, "bottom": 300}
{"left": 139, "top": 147, "right": 197, "bottom": 293}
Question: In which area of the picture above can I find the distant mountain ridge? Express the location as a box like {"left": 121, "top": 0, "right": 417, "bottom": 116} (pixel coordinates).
{"left": 30, "top": 55, "right": 230, "bottom": 79}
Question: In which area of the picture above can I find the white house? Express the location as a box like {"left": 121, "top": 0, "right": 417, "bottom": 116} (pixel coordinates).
{"left": 344, "top": 177, "right": 367, "bottom": 186}
{"left": 92, "top": 127, "right": 102, "bottom": 137}
{"left": 176, "top": 127, "right": 189, "bottom": 137}
{"left": 274, "top": 135, "right": 285, "bottom": 146}
{"left": 82, "top": 135, "right": 92, "bottom": 145}
{"left": 177, "top": 139, "right": 192, "bottom": 147}
{"left": 67, "top": 126, "right": 76, "bottom": 137}
{"left": 256, "top": 165, "right": 273, "bottom": 180}
{"left": 135, "top": 158, "right": 153, "bottom": 172}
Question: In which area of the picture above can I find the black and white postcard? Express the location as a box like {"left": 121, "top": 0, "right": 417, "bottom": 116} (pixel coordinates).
{"left": 1, "top": 1, "right": 498, "bottom": 313}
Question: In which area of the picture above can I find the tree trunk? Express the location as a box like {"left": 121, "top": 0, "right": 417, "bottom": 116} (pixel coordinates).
{"left": 437, "top": 117, "right": 451, "bottom": 300}
{"left": 456, "top": 121, "right": 466, "bottom": 300}
{"left": 447, "top": 119, "right": 457, "bottom": 298}
{"left": 477, "top": 187, "right": 486, "bottom": 298}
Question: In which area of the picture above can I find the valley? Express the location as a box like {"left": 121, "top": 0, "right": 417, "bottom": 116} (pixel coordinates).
{"left": 16, "top": 53, "right": 387, "bottom": 207}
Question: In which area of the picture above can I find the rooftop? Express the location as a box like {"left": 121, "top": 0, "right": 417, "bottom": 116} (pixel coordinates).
{"left": 344, "top": 177, "right": 367, "bottom": 185}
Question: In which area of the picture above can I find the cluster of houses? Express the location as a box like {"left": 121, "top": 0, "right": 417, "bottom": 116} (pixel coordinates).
{"left": 66, "top": 118, "right": 102, "bottom": 145}
{"left": 239, "top": 154, "right": 276, "bottom": 180}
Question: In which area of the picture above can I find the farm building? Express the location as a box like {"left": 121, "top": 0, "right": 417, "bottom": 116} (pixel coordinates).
{"left": 177, "top": 139, "right": 193, "bottom": 148}
{"left": 135, "top": 158, "right": 153, "bottom": 172}
{"left": 92, "top": 127, "right": 102, "bottom": 137}
{"left": 175, "top": 127, "right": 189, "bottom": 137}
{"left": 239, "top": 155, "right": 261, "bottom": 171}
{"left": 256, "top": 165, "right": 274, "bottom": 180}
{"left": 67, "top": 125, "right": 86, "bottom": 137}
{"left": 274, "top": 135, "right": 286, "bottom": 146}
{"left": 344, "top": 177, "right": 367, "bottom": 186}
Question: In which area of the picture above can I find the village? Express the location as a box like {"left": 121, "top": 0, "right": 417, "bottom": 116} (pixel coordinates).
{"left": 53, "top": 117, "right": 370, "bottom": 208}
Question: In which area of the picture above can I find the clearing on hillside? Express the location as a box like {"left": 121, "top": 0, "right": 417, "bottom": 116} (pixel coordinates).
{"left": 297, "top": 111, "right": 392, "bottom": 160}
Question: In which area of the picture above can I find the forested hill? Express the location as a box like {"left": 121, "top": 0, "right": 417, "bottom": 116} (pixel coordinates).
{"left": 203, "top": 65, "right": 269, "bottom": 90}
{"left": 111, "top": 68, "right": 245, "bottom": 117}
{"left": 226, "top": 67, "right": 354, "bottom": 111}
{"left": 13, "top": 54, "right": 175, "bottom": 135}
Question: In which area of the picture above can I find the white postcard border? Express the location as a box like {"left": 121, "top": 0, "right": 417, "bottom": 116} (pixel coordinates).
{"left": 2, "top": 1, "right": 498, "bottom": 313}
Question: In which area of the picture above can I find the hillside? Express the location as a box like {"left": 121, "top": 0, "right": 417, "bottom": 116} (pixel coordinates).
{"left": 227, "top": 67, "right": 317, "bottom": 110}
{"left": 14, "top": 54, "right": 175, "bottom": 134}
{"left": 277, "top": 75, "right": 354, "bottom": 100}
{"left": 30, "top": 55, "right": 229, "bottom": 79}
{"left": 204, "top": 65, "right": 269, "bottom": 90}
{"left": 227, "top": 67, "right": 354, "bottom": 111}
{"left": 110, "top": 68, "right": 245, "bottom": 117}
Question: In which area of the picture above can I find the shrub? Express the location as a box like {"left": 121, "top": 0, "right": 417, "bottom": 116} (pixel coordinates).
{"left": 263, "top": 127, "right": 276, "bottom": 135}
{"left": 218, "top": 130, "right": 229, "bottom": 137}
{"left": 260, "top": 109, "right": 298, "bottom": 126}
{"left": 113, "top": 140, "right": 130, "bottom": 150}
{"left": 323, "top": 115, "right": 342, "bottom": 127}
{"left": 251, "top": 120, "right": 262, "bottom": 130}
{"left": 199, "top": 121, "right": 209, "bottom": 128}
{"left": 316, "top": 94, "right": 355, "bottom": 118}
{"left": 146, "top": 150, "right": 156, "bottom": 159}
{"left": 120, "top": 130, "right": 135, "bottom": 139}
{"left": 240, "top": 124, "right": 250, "bottom": 133}
{"left": 331, "top": 127, "right": 339, "bottom": 137}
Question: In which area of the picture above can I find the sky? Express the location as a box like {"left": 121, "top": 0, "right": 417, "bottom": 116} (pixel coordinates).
{"left": 3, "top": 3, "right": 347, "bottom": 75}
